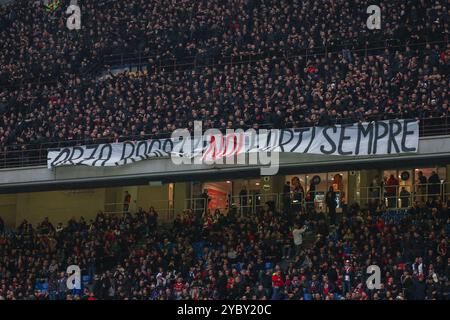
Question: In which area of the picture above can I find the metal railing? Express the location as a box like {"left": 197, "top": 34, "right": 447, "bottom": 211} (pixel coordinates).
{"left": 184, "top": 192, "right": 280, "bottom": 217}
{"left": 103, "top": 39, "right": 447, "bottom": 75}
{"left": 184, "top": 182, "right": 450, "bottom": 217}
{"left": 357, "top": 182, "right": 447, "bottom": 210}
{"left": 1, "top": 182, "right": 447, "bottom": 229}
{"left": 103, "top": 200, "right": 174, "bottom": 223}
{"left": 185, "top": 193, "right": 317, "bottom": 216}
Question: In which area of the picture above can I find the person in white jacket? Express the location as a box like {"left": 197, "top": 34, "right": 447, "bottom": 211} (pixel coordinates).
{"left": 292, "top": 224, "right": 307, "bottom": 255}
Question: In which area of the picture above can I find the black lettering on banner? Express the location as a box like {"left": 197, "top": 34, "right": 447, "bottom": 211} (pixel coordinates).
{"left": 201, "top": 138, "right": 209, "bottom": 155}
{"left": 162, "top": 138, "right": 174, "bottom": 155}
{"left": 153, "top": 150, "right": 164, "bottom": 157}
{"left": 303, "top": 126, "right": 316, "bottom": 153}
{"left": 66, "top": 146, "right": 85, "bottom": 165}
{"left": 48, "top": 120, "right": 419, "bottom": 168}
{"left": 92, "top": 144, "right": 113, "bottom": 166}
{"left": 78, "top": 145, "right": 100, "bottom": 166}
{"left": 148, "top": 139, "right": 161, "bottom": 154}
{"left": 176, "top": 136, "right": 184, "bottom": 156}
{"left": 265, "top": 130, "right": 272, "bottom": 151}
{"left": 401, "top": 119, "right": 417, "bottom": 152}
{"left": 50, "top": 148, "right": 71, "bottom": 167}
{"left": 289, "top": 128, "right": 309, "bottom": 152}
{"left": 388, "top": 120, "right": 402, "bottom": 153}
{"left": 320, "top": 126, "right": 337, "bottom": 154}
{"left": 373, "top": 122, "right": 389, "bottom": 154}
{"left": 174, "top": 135, "right": 187, "bottom": 155}
{"left": 264, "top": 129, "right": 279, "bottom": 152}
{"left": 278, "top": 129, "right": 293, "bottom": 152}
{"left": 338, "top": 124, "right": 353, "bottom": 155}
{"left": 136, "top": 141, "right": 149, "bottom": 160}
{"left": 69, "top": 147, "right": 84, "bottom": 165}
{"left": 355, "top": 122, "right": 374, "bottom": 155}
{"left": 116, "top": 141, "right": 136, "bottom": 165}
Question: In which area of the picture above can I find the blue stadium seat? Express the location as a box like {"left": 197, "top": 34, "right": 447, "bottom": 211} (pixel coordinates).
{"left": 232, "top": 263, "right": 244, "bottom": 272}
{"left": 82, "top": 275, "right": 91, "bottom": 285}
{"left": 304, "top": 293, "right": 312, "bottom": 300}
{"left": 72, "top": 288, "right": 83, "bottom": 296}
{"left": 192, "top": 242, "right": 205, "bottom": 259}
{"left": 35, "top": 282, "right": 49, "bottom": 293}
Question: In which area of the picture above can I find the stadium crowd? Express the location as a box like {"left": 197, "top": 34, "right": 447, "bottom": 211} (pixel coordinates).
{"left": 0, "top": 0, "right": 446, "bottom": 85}
{"left": 0, "top": 0, "right": 449, "bottom": 299}
{"left": 0, "top": 198, "right": 449, "bottom": 300}
{"left": 0, "top": 0, "right": 448, "bottom": 157}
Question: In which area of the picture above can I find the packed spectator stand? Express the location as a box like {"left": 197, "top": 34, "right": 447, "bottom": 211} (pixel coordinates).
{"left": 0, "top": 0, "right": 448, "bottom": 167}
{"left": 0, "top": 197, "right": 449, "bottom": 300}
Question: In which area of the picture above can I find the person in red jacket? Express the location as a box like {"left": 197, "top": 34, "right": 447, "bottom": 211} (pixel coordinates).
{"left": 271, "top": 270, "right": 284, "bottom": 300}
{"left": 174, "top": 277, "right": 185, "bottom": 298}
{"left": 87, "top": 292, "right": 97, "bottom": 300}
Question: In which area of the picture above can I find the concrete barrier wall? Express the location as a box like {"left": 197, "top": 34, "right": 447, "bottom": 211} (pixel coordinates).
{"left": 0, "top": 189, "right": 106, "bottom": 227}
{"left": 0, "top": 184, "right": 178, "bottom": 228}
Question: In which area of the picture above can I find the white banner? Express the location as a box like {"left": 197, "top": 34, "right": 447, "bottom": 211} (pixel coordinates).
{"left": 47, "top": 120, "right": 419, "bottom": 168}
